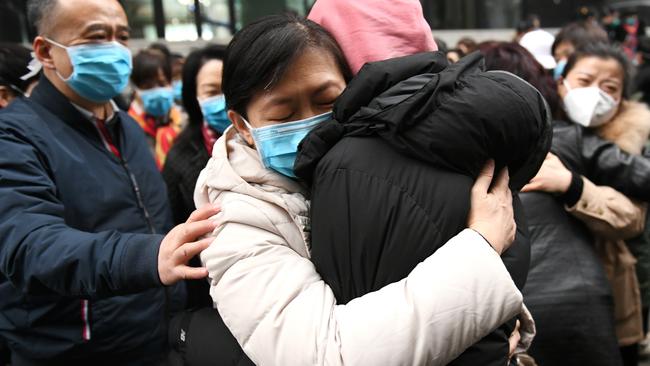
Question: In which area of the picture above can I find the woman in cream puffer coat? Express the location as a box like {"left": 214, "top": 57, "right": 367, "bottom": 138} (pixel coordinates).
{"left": 195, "top": 126, "right": 526, "bottom": 366}
{"left": 193, "top": 13, "right": 529, "bottom": 366}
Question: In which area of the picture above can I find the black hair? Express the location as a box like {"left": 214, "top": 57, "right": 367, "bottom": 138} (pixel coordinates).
{"left": 482, "top": 42, "right": 560, "bottom": 117}
{"left": 177, "top": 44, "right": 227, "bottom": 143}
{"left": 131, "top": 49, "right": 171, "bottom": 88}
{"left": 516, "top": 14, "right": 540, "bottom": 34}
{"left": 148, "top": 42, "right": 171, "bottom": 62}
{"left": 27, "top": 0, "right": 59, "bottom": 34}
{"left": 562, "top": 42, "right": 631, "bottom": 99}
{"left": 222, "top": 13, "right": 352, "bottom": 118}
{"left": 434, "top": 37, "right": 449, "bottom": 54}
{"left": 0, "top": 43, "right": 37, "bottom": 96}
{"left": 551, "top": 21, "right": 609, "bottom": 58}
{"left": 148, "top": 43, "right": 173, "bottom": 78}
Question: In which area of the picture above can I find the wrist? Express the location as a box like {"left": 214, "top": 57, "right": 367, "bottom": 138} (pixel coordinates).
{"left": 469, "top": 227, "right": 501, "bottom": 254}
{"left": 561, "top": 173, "right": 584, "bottom": 207}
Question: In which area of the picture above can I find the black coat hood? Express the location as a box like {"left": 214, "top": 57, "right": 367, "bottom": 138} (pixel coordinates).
{"left": 296, "top": 51, "right": 552, "bottom": 190}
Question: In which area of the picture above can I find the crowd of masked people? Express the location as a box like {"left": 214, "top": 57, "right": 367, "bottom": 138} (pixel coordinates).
{"left": 2, "top": 0, "right": 650, "bottom": 365}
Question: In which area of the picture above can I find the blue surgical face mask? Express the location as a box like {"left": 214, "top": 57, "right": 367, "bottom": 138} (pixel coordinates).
{"left": 200, "top": 94, "right": 230, "bottom": 133}
{"left": 172, "top": 80, "right": 183, "bottom": 102}
{"left": 46, "top": 38, "right": 132, "bottom": 103}
{"left": 139, "top": 87, "right": 174, "bottom": 117}
{"left": 243, "top": 111, "right": 333, "bottom": 178}
{"left": 554, "top": 59, "right": 567, "bottom": 80}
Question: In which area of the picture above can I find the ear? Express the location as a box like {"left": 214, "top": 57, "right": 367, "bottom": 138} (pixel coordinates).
{"left": 33, "top": 36, "right": 56, "bottom": 70}
{"left": 229, "top": 110, "right": 254, "bottom": 146}
{"left": 0, "top": 86, "right": 12, "bottom": 108}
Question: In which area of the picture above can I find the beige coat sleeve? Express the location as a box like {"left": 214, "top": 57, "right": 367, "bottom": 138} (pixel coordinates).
{"left": 202, "top": 201, "right": 523, "bottom": 366}
{"left": 566, "top": 176, "right": 646, "bottom": 241}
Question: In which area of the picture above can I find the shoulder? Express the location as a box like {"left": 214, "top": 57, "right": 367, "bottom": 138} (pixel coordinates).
{"left": 0, "top": 98, "right": 46, "bottom": 132}
{"left": 597, "top": 101, "right": 650, "bottom": 154}
{"left": 0, "top": 99, "right": 52, "bottom": 154}
{"left": 218, "top": 192, "right": 297, "bottom": 232}
{"left": 213, "top": 192, "right": 309, "bottom": 257}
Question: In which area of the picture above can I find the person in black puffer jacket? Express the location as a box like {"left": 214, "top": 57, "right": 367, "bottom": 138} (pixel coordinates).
{"left": 295, "top": 50, "right": 551, "bottom": 366}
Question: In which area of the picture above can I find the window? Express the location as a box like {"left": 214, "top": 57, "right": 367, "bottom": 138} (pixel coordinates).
{"left": 422, "top": 0, "right": 522, "bottom": 29}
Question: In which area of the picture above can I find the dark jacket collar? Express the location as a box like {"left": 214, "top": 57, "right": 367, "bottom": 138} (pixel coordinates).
{"left": 29, "top": 75, "right": 122, "bottom": 142}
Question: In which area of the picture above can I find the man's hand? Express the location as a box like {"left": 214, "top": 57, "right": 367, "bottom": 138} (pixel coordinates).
{"left": 158, "top": 204, "right": 220, "bottom": 286}
{"left": 521, "top": 153, "right": 572, "bottom": 194}
{"left": 468, "top": 160, "right": 516, "bottom": 254}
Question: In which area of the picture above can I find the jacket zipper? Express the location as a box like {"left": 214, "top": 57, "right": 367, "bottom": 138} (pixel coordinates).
{"left": 120, "top": 160, "right": 157, "bottom": 235}
{"left": 88, "top": 116, "right": 164, "bottom": 343}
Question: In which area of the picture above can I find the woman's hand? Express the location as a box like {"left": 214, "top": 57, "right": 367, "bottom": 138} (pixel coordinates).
{"left": 521, "top": 153, "right": 572, "bottom": 194}
{"left": 468, "top": 160, "right": 516, "bottom": 254}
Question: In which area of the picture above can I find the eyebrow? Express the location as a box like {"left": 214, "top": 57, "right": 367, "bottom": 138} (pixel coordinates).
{"left": 201, "top": 82, "right": 222, "bottom": 88}
{"left": 313, "top": 80, "right": 342, "bottom": 95}
{"left": 81, "top": 23, "right": 131, "bottom": 35}
{"left": 262, "top": 95, "right": 293, "bottom": 107}
{"left": 574, "top": 70, "right": 596, "bottom": 77}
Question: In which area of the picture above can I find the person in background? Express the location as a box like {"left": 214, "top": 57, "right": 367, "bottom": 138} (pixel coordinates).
{"left": 0, "top": 0, "right": 218, "bottom": 364}
{"left": 148, "top": 41, "right": 172, "bottom": 67}
{"left": 0, "top": 43, "right": 39, "bottom": 109}
{"left": 484, "top": 40, "right": 650, "bottom": 366}
{"left": 552, "top": 21, "right": 609, "bottom": 79}
{"left": 457, "top": 36, "right": 477, "bottom": 55}
{"left": 163, "top": 44, "right": 227, "bottom": 314}
{"left": 635, "top": 36, "right": 650, "bottom": 106}
{"left": 519, "top": 42, "right": 650, "bottom": 366}
{"left": 620, "top": 10, "right": 646, "bottom": 60}
{"left": 446, "top": 48, "right": 464, "bottom": 63}
{"left": 0, "top": 40, "right": 40, "bottom": 366}
{"left": 434, "top": 36, "right": 449, "bottom": 54}
{"left": 519, "top": 28, "right": 557, "bottom": 70}
{"left": 576, "top": 5, "right": 599, "bottom": 24}
{"left": 602, "top": 6, "right": 627, "bottom": 44}
{"left": 163, "top": 44, "right": 227, "bottom": 227}
{"left": 515, "top": 14, "right": 541, "bottom": 42}
{"left": 171, "top": 52, "right": 185, "bottom": 104}
{"left": 129, "top": 49, "right": 184, "bottom": 169}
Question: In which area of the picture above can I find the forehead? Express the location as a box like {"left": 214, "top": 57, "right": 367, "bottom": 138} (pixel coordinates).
{"left": 271, "top": 48, "right": 342, "bottom": 91}
{"left": 197, "top": 59, "right": 224, "bottom": 83}
{"left": 53, "top": 0, "right": 127, "bottom": 37}
{"left": 571, "top": 56, "right": 624, "bottom": 80}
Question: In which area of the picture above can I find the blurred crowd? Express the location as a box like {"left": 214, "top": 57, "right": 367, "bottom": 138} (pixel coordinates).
{"left": 3, "top": 1, "right": 650, "bottom": 366}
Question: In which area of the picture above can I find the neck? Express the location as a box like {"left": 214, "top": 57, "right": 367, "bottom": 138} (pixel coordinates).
{"left": 44, "top": 70, "right": 111, "bottom": 119}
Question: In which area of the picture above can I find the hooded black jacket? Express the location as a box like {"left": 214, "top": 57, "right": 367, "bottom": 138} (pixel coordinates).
{"left": 295, "top": 52, "right": 552, "bottom": 365}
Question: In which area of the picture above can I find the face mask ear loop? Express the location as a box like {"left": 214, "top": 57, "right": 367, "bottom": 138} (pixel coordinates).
{"left": 238, "top": 115, "right": 258, "bottom": 148}
{"left": 44, "top": 37, "right": 67, "bottom": 50}
{"left": 44, "top": 37, "right": 74, "bottom": 82}
{"left": 562, "top": 79, "right": 573, "bottom": 92}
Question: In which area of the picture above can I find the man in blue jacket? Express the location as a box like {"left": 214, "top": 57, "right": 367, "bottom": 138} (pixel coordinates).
{"left": 0, "top": 0, "right": 218, "bottom": 364}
